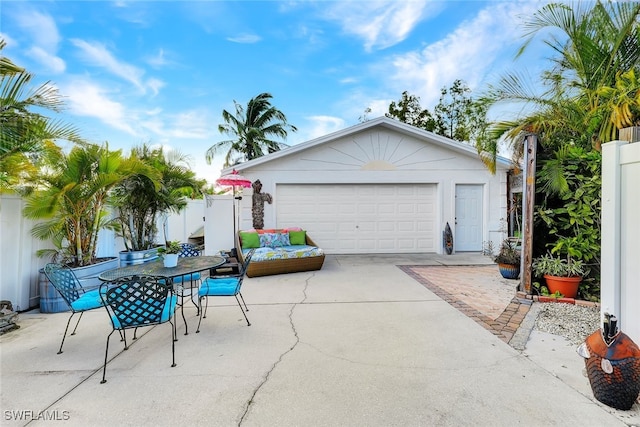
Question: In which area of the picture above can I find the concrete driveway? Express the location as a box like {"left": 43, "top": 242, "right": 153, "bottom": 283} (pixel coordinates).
{"left": 1, "top": 254, "right": 637, "bottom": 426}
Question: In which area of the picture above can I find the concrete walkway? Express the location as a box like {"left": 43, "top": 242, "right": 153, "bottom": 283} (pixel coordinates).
{"left": 1, "top": 254, "right": 638, "bottom": 426}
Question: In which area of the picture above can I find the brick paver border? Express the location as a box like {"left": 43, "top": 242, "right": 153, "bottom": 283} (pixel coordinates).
{"left": 399, "top": 265, "right": 532, "bottom": 345}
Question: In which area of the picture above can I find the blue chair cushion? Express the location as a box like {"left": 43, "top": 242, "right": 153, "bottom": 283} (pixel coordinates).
{"left": 172, "top": 272, "right": 201, "bottom": 283}
{"left": 110, "top": 295, "right": 177, "bottom": 328}
{"left": 70, "top": 289, "right": 103, "bottom": 311}
{"left": 198, "top": 278, "right": 240, "bottom": 297}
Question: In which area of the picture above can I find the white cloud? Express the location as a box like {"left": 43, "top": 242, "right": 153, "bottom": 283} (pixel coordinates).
{"left": 10, "top": 9, "right": 65, "bottom": 73}
{"left": 13, "top": 9, "right": 60, "bottom": 51}
{"left": 383, "top": 2, "right": 540, "bottom": 107}
{"left": 70, "top": 39, "right": 163, "bottom": 95}
{"left": 146, "top": 77, "right": 165, "bottom": 96}
{"left": 226, "top": 33, "right": 261, "bottom": 44}
{"left": 146, "top": 48, "right": 171, "bottom": 68}
{"left": 60, "top": 79, "right": 137, "bottom": 135}
{"left": 323, "top": 1, "right": 433, "bottom": 51}
{"left": 298, "top": 116, "right": 346, "bottom": 143}
{"left": 0, "top": 33, "right": 16, "bottom": 47}
{"left": 27, "top": 46, "right": 65, "bottom": 74}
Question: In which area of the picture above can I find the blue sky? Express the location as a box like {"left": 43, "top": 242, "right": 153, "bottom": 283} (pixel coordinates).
{"left": 1, "top": 1, "right": 556, "bottom": 183}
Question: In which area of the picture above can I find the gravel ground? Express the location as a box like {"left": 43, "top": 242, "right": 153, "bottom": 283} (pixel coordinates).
{"left": 534, "top": 303, "right": 601, "bottom": 345}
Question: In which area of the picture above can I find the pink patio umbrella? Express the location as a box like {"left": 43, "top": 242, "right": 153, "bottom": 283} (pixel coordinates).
{"left": 216, "top": 170, "right": 252, "bottom": 254}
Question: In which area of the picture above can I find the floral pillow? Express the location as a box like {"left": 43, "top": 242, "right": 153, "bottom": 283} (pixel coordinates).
{"left": 259, "top": 232, "right": 290, "bottom": 247}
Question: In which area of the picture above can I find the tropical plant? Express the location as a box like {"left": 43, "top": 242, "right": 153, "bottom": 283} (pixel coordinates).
{"left": 535, "top": 145, "right": 601, "bottom": 299}
{"left": 478, "top": 1, "right": 640, "bottom": 167}
{"left": 112, "top": 145, "right": 206, "bottom": 252}
{"left": 206, "top": 92, "right": 297, "bottom": 167}
{"left": 0, "top": 39, "right": 82, "bottom": 193}
{"left": 493, "top": 239, "right": 520, "bottom": 265}
{"left": 22, "top": 143, "right": 146, "bottom": 267}
{"left": 532, "top": 253, "right": 586, "bottom": 278}
{"left": 157, "top": 240, "right": 181, "bottom": 255}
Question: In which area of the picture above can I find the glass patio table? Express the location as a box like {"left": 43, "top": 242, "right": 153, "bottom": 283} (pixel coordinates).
{"left": 99, "top": 255, "right": 225, "bottom": 335}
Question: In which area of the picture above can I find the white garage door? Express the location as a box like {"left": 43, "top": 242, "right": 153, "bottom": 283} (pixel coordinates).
{"left": 276, "top": 184, "right": 437, "bottom": 254}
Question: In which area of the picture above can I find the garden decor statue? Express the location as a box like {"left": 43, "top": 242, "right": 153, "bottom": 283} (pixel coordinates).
{"left": 252, "top": 179, "right": 272, "bottom": 229}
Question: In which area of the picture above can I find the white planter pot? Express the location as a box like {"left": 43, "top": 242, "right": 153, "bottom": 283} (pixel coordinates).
{"left": 163, "top": 254, "right": 179, "bottom": 268}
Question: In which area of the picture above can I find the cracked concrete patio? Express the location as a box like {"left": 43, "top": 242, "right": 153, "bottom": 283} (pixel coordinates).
{"left": 1, "top": 254, "right": 635, "bottom": 426}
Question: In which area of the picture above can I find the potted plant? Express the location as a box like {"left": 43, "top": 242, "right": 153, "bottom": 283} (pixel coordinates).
{"left": 157, "top": 240, "right": 181, "bottom": 267}
{"left": 22, "top": 143, "right": 149, "bottom": 311}
{"left": 494, "top": 239, "right": 521, "bottom": 279}
{"left": 532, "top": 252, "right": 586, "bottom": 299}
{"left": 110, "top": 145, "right": 205, "bottom": 266}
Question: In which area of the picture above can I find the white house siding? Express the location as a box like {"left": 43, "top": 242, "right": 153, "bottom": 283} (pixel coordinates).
{"left": 225, "top": 117, "right": 510, "bottom": 255}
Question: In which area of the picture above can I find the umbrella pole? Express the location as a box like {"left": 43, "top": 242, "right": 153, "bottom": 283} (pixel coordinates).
{"left": 232, "top": 185, "right": 237, "bottom": 257}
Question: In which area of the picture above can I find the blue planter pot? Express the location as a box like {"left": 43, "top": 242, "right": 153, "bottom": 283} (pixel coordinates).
{"left": 498, "top": 263, "right": 520, "bottom": 280}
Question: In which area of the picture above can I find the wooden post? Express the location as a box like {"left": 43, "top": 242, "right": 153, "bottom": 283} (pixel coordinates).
{"left": 520, "top": 134, "right": 537, "bottom": 293}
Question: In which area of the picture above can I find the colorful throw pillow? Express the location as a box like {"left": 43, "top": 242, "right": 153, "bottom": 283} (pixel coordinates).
{"left": 277, "top": 232, "right": 290, "bottom": 247}
{"left": 239, "top": 231, "right": 260, "bottom": 248}
{"left": 259, "top": 233, "right": 278, "bottom": 247}
{"left": 259, "top": 232, "right": 290, "bottom": 247}
{"left": 289, "top": 230, "right": 306, "bottom": 245}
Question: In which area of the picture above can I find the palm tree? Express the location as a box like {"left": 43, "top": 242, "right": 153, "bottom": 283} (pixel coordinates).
{"left": 479, "top": 1, "right": 640, "bottom": 167}
{"left": 23, "top": 143, "right": 148, "bottom": 267}
{"left": 112, "top": 144, "right": 206, "bottom": 252}
{"left": 0, "top": 39, "right": 83, "bottom": 193}
{"left": 206, "top": 92, "right": 297, "bottom": 166}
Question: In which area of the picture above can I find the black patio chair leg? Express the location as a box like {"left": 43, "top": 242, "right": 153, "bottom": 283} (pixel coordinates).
{"left": 70, "top": 312, "right": 84, "bottom": 335}
{"left": 181, "top": 300, "right": 188, "bottom": 336}
{"left": 57, "top": 313, "right": 76, "bottom": 354}
{"left": 170, "top": 319, "right": 176, "bottom": 367}
{"left": 196, "top": 297, "right": 206, "bottom": 333}
{"left": 122, "top": 330, "right": 130, "bottom": 350}
{"left": 203, "top": 296, "right": 209, "bottom": 318}
{"left": 238, "top": 292, "right": 249, "bottom": 312}
{"left": 235, "top": 295, "right": 251, "bottom": 326}
{"left": 100, "top": 330, "right": 116, "bottom": 384}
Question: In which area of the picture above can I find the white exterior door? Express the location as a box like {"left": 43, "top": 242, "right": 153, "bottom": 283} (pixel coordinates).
{"left": 455, "top": 184, "right": 483, "bottom": 251}
{"left": 276, "top": 184, "right": 437, "bottom": 254}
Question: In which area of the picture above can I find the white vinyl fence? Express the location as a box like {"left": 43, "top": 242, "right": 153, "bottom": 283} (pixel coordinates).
{"left": 601, "top": 139, "right": 640, "bottom": 343}
{"left": 0, "top": 196, "right": 205, "bottom": 312}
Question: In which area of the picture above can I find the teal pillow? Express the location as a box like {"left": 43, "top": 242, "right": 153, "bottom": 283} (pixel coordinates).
{"left": 289, "top": 230, "right": 306, "bottom": 245}
{"left": 240, "top": 232, "right": 260, "bottom": 248}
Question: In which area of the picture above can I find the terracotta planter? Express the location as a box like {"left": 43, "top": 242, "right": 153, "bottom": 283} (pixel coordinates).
{"left": 543, "top": 274, "right": 582, "bottom": 298}
{"left": 498, "top": 263, "right": 520, "bottom": 279}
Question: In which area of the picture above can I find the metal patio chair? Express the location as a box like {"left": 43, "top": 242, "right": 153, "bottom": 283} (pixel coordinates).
{"left": 99, "top": 275, "right": 177, "bottom": 384}
{"left": 43, "top": 263, "right": 105, "bottom": 354}
{"left": 196, "top": 249, "right": 255, "bottom": 332}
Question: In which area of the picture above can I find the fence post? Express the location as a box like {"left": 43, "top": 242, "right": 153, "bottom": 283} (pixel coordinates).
{"left": 601, "top": 141, "right": 624, "bottom": 328}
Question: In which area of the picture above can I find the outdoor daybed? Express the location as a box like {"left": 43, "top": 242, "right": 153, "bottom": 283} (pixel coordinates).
{"left": 236, "top": 229, "right": 325, "bottom": 278}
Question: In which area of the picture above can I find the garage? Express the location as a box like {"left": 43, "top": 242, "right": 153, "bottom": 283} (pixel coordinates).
{"left": 276, "top": 184, "right": 437, "bottom": 254}
{"left": 207, "top": 117, "right": 509, "bottom": 255}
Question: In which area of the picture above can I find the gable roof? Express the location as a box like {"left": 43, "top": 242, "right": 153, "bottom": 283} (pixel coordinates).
{"left": 223, "top": 116, "right": 511, "bottom": 174}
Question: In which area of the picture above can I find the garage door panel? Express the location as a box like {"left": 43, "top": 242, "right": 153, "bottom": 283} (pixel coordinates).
{"left": 357, "top": 222, "right": 376, "bottom": 232}
{"left": 397, "top": 221, "right": 416, "bottom": 232}
{"left": 378, "top": 221, "right": 396, "bottom": 232}
{"left": 276, "top": 184, "right": 437, "bottom": 253}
